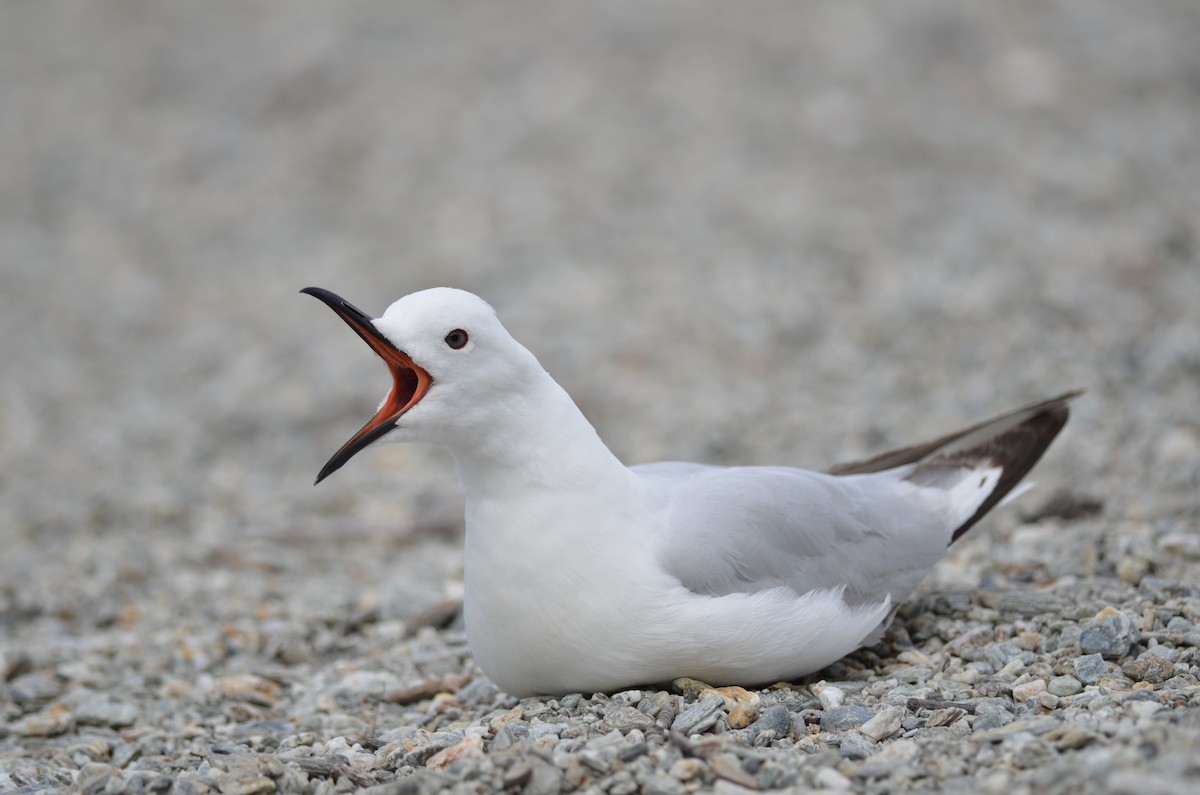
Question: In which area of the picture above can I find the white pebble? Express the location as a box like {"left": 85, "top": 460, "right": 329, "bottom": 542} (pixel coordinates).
{"left": 818, "top": 686, "right": 846, "bottom": 710}
{"left": 1011, "top": 680, "right": 1046, "bottom": 703}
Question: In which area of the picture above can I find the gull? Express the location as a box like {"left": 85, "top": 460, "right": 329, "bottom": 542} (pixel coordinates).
{"left": 302, "top": 286, "right": 1076, "bottom": 697}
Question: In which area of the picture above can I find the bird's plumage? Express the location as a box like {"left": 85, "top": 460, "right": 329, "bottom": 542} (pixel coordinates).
{"left": 303, "top": 287, "right": 1075, "bottom": 696}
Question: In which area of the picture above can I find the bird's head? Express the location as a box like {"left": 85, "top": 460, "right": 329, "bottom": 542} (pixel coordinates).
{"left": 302, "top": 286, "right": 540, "bottom": 483}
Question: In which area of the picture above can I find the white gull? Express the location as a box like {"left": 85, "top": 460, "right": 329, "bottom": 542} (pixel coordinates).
{"left": 302, "top": 286, "right": 1076, "bottom": 697}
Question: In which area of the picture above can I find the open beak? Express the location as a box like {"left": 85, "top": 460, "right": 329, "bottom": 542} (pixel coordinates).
{"left": 301, "top": 287, "right": 432, "bottom": 484}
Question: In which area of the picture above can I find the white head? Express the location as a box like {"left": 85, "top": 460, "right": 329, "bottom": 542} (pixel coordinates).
{"left": 302, "top": 286, "right": 544, "bottom": 482}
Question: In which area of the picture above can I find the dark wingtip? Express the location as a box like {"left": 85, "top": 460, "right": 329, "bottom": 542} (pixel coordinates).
{"left": 947, "top": 399, "right": 1074, "bottom": 542}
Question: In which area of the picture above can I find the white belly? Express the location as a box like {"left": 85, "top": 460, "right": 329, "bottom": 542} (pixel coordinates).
{"left": 461, "top": 493, "right": 891, "bottom": 696}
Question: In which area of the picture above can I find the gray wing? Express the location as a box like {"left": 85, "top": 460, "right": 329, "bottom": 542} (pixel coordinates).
{"left": 638, "top": 464, "right": 950, "bottom": 608}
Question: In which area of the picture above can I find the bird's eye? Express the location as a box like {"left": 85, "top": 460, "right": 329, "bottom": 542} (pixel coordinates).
{"left": 445, "top": 329, "right": 469, "bottom": 350}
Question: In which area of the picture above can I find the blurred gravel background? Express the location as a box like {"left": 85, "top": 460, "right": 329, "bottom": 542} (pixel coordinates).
{"left": 2, "top": 2, "right": 1199, "bottom": 794}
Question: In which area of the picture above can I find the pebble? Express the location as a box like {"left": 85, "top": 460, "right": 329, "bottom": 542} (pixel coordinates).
{"left": 1012, "top": 680, "right": 1047, "bottom": 703}
{"left": 600, "top": 705, "right": 655, "bottom": 733}
{"left": 75, "top": 698, "right": 140, "bottom": 728}
{"left": 671, "top": 695, "right": 726, "bottom": 735}
{"left": 1122, "top": 657, "right": 1174, "bottom": 684}
{"left": 839, "top": 731, "right": 877, "bottom": 759}
{"left": 524, "top": 756, "right": 563, "bottom": 795}
{"left": 815, "top": 767, "right": 854, "bottom": 791}
{"left": 727, "top": 700, "right": 761, "bottom": 729}
{"left": 1074, "top": 653, "right": 1109, "bottom": 684}
{"left": 424, "top": 734, "right": 483, "bottom": 769}
{"left": 820, "top": 705, "right": 874, "bottom": 732}
{"left": 1047, "top": 675, "right": 1084, "bottom": 697}
{"left": 859, "top": 705, "right": 905, "bottom": 741}
{"left": 10, "top": 703, "right": 74, "bottom": 736}
{"left": 708, "top": 753, "right": 758, "bottom": 788}
{"left": 817, "top": 685, "right": 846, "bottom": 710}
{"left": 670, "top": 678, "right": 712, "bottom": 700}
{"left": 669, "top": 757, "right": 707, "bottom": 782}
{"left": 755, "top": 705, "right": 794, "bottom": 739}
{"left": 1079, "top": 613, "right": 1138, "bottom": 659}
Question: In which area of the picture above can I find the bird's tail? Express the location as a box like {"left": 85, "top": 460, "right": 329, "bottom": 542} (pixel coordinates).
{"left": 829, "top": 391, "right": 1080, "bottom": 543}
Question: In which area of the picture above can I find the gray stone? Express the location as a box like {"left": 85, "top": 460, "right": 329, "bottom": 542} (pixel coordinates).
{"left": 1079, "top": 615, "right": 1138, "bottom": 659}
{"left": 671, "top": 695, "right": 725, "bottom": 735}
{"left": 859, "top": 706, "right": 905, "bottom": 741}
{"left": 1122, "top": 656, "right": 1174, "bottom": 684}
{"left": 455, "top": 677, "right": 500, "bottom": 707}
{"left": 981, "top": 642, "right": 1035, "bottom": 670}
{"left": 642, "top": 774, "right": 689, "bottom": 795}
{"left": 755, "top": 705, "right": 794, "bottom": 739}
{"left": 839, "top": 732, "right": 877, "bottom": 759}
{"left": 76, "top": 698, "right": 140, "bottom": 728}
{"left": 1074, "top": 653, "right": 1109, "bottom": 684}
{"left": 528, "top": 722, "right": 567, "bottom": 739}
{"left": 1047, "top": 675, "right": 1083, "bottom": 697}
{"left": 599, "top": 705, "right": 655, "bottom": 733}
{"left": 972, "top": 705, "right": 1014, "bottom": 732}
{"left": 520, "top": 757, "right": 561, "bottom": 795}
{"left": 820, "top": 705, "right": 873, "bottom": 732}
{"left": 9, "top": 671, "right": 65, "bottom": 705}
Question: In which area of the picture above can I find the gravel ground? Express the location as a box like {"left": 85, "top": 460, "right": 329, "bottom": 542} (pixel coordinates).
{"left": 3, "top": 2, "right": 1199, "bottom": 793}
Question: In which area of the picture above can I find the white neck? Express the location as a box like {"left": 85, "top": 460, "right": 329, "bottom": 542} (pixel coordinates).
{"left": 447, "top": 374, "right": 631, "bottom": 500}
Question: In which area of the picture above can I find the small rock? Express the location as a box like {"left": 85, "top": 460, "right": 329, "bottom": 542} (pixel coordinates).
{"left": 669, "top": 757, "right": 707, "bottom": 782}
{"left": 700, "top": 686, "right": 760, "bottom": 710}
{"left": 9, "top": 671, "right": 64, "bottom": 705}
{"left": 600, "top": 705, "right": 655, "bottom": 733}
{"left": 1074, "top": 653, "right": 1109, "bottom": 684}
{"left": 982, "top": 642, "right": 1034, "bottom": 670}
{"left": 219, "top": 675, "right": 282, "bottom": 707}
{"left": 529, "top": 722, "right": 567, "bottom": 740}
{"left": 859, "top": 706, "right": 905, "bottom": 741}
{"left": 755, "top": 705, "right": 793, "bottom": 739}
{"left": 77, "top": 762, "right": 120, "bottom": 794}
{"left": 1012, "top": 680, "right": 1047, "bottom": 703}
{"left": 728, "top": 700, "right": 761, "bottom": 729}
{"left": 972, "top": 705, "right": 1013, "bottom": 731}
{"left": 708, "top": 753, "right": 758, "bottom": 789}
{"left": 672, "top": 695, "right": 725, "bottom": 735}
{"left": 425, "top": 734, "right": 482, "bottom": 770}
{"left": 453, "top": 677, "right": 499, "bottom": 707}
{"left": 2, "top": 650, "right": 33, "bottom": 681}
{"left": 671, "top": 677, "right": 714, "bottom": 699}
{"left": 926, "top": 707, "right": 967, "bottom": 728}
{"left": 816, "top": 684, "right": 845, "bottom": 711}
{"left": 1047, "top": 675, "right": 1083, "bottom": 697}
{"left": 1049, "top": 726, "right": 1098, "bottom": 750}
{"left": 489, "top": 724, "right": 516, "bottom": 752}
{"left": 1124, "top": 699, "right": 1161, "bottom": 720}
{"left": 502, "top": 761, "right": 532, "bottom": 789}
{"left": 75, "top": 698, "right": 139, "bottom": 728}
{"left": 642, "top": 773, "right": 688, "bottom": 795}
{"left": 10, "top": 703, "right": 74, "bottom": 736}
{"left": 399, "top": 733, "right": 461, "bottom": 767}
{"left": 1079, "top": 614, "right": 1137, "bottom": 659}
{"left": 820, "top": 705, "right": 873, "bottom": 732}
{"left": 219, "top": 775, "right": 276, "bottom": 795}
{"left": 617, "top": 742, "right": 649, "bottom": 762}
{"left": 815, "top": 767, "right": 853, "bottom": 790}
{"left": 1037, "top": 692, "right": 1061, "bottom": 710}
{"left": 1116, "top": 557, "right": 1149, "bottom": 584}
{"left": 839, "top": 732, "right": 876, "bottom": 759}
{"left": 1122, "top": 657, "right": 1174, "bottom": 684}
{"left": 611, "top": 689, "right": 642, "bottom": 706}
{"left": 524, "top": 756, "right": 563, "bottom": 795}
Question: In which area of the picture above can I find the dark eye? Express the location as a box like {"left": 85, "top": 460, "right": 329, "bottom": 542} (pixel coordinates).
{"left": 445, "top": 329, "right": 469, "bottom": 350}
